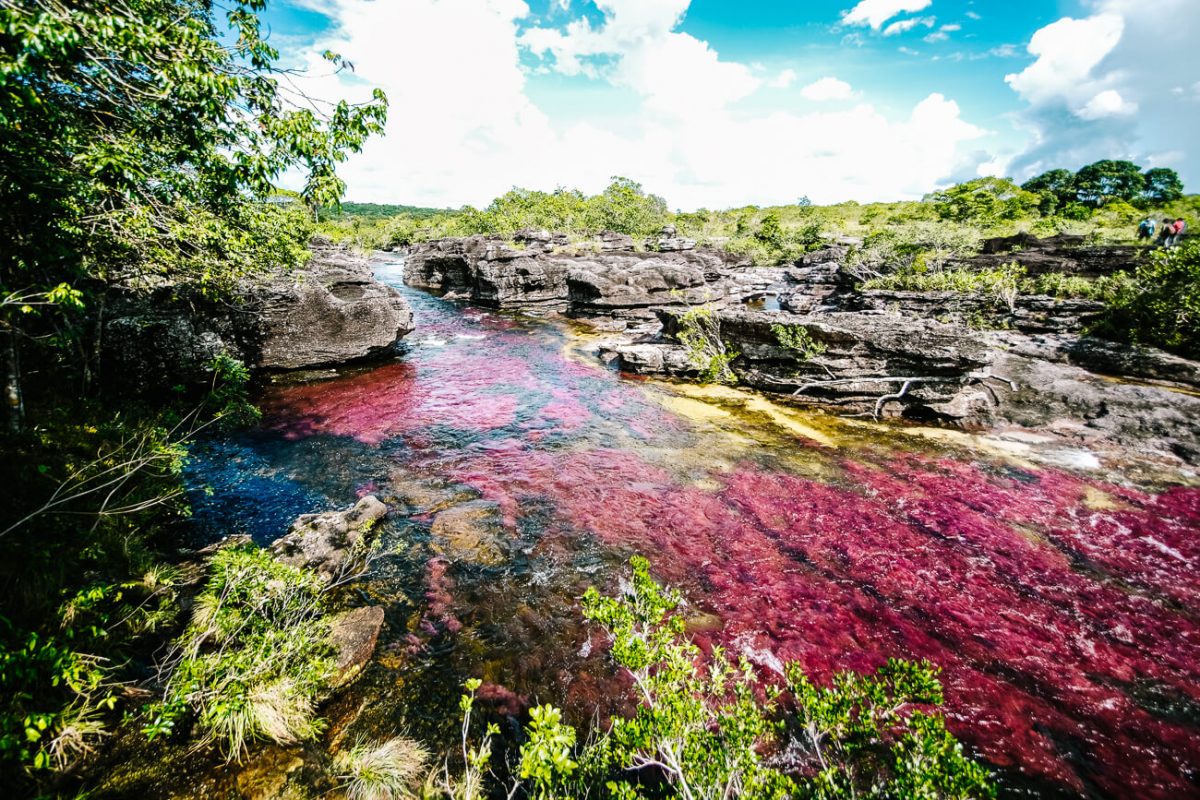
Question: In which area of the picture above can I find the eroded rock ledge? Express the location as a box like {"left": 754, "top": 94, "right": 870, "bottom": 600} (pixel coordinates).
{"left": 403, "top": 227, "right": 774, "bottom": 320}
{"left": 103, "top": 239, "right": 414, "bottom": 390}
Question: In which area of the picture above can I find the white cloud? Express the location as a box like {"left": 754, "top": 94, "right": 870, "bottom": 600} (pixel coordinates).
{"left": 1004, "top": 14, "right": 1124, "bottom": 105}
{"left": 770, "top": 68, "right": 798, "bottom": 89}
{"left": 842, "top": 0, "right": 933, "bottom": 30}
{"left": 1077, "top": 89, "right": 1137, "bottom": 119}
{"left": 940, "top": 23, "right": 960, "bottom": 32}
{"left": 292, "top": 0, "right": 989, "bottom": 209}
{"left": 800, "top": 76, "right": 856, "bottom": 101}
{"left": 923, "top": 32, "right": 948, "bottom": 43}
{"left": 882, "top": 16, "right": 935, "bottom": 36}
{"left": 966, "top": 11, "right": 981, "bottom": 20}
{"left": 898, "top": 46, "right": 920, "bottom": 56}
{"left": 520, "top": 0, "right": 758, "bottom": 116}
{"left": 1006, "top": 0, "right": 1200, "bottom": 189}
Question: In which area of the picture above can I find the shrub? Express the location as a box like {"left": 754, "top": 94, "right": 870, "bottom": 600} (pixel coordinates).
{"left": 442, "top": 558, "right": 995, "bottom": 799}
{"left": 573, "top": 557, "right": 995, "bottom": 799}
{"left": 675, "top": 304, "right": 739, "bottom": 384}
{"left": 772, "top": 324, "right": 827, "bottom": 360}
{"left": 1096, "top": 239, "right": 1200, "bottom": 358}
{"left": 149, "top": 547, "right": 336, "bottom": 760}
{"left": 928, "top": 178, "right": 1040, "bottom": 225}
{"left": 334, "top": 735, "right": 431, "bottom": 800}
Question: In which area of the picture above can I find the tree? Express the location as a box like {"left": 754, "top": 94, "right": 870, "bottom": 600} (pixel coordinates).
{"left": 1021, "top": 168, "right": 1076, "bottom": 215}
{"left": 930, "top": 178, "right": 1040, "bottom": 224}
{"left": 1074, "top": 160, "right": 1145, "bottom": 207}
{"left": 584, "top": 176, "right": 670, "bottom": 236}
{"left": 0, "top": 0, "right": 388, "bottom": 430}
{"left": 1142, "top": 167, "right": 1184, "bottom": 205}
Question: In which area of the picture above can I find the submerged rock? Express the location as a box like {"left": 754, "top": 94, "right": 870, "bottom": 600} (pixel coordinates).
{"left": 430, "top": 501, "right": 507, "bottom": 566}
{"left": 327, "top": 605, "right": 386, "bottom": 690}
{"left": 270, "top": 495, "right": 388, "bottom": 582}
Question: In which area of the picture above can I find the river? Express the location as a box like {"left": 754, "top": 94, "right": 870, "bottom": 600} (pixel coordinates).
{"left": 184, "top": 254, "right": 1200, "bottom": 798}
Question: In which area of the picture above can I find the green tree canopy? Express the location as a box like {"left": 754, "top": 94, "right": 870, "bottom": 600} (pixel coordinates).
{"left": 584, "top": 176, "right": 670, "bottom": 236}
{"left": 1074, "top": 159, "right": 1145, "bottom": 207}
{"left": 1021, "top": 168, "right": 1076, "bottom": 214}
{"left": 1142, "top": 167, "right": 1184, "bottom": 205}
{"left": 1, "top": 0, "right": 387, "bottom": 428}
{"left": 929, "top": 177, "right": 1040, "bottom": 224}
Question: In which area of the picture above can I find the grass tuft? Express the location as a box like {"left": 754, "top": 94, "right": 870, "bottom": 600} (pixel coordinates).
{"left": 333, "top": 735, "right": 431, "bottom": 800}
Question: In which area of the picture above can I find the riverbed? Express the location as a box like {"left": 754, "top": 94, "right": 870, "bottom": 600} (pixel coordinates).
{"left": 184, "top": 254, "right": 1200, "bottom": 798}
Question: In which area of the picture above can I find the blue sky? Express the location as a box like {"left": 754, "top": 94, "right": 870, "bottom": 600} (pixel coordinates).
{"left": 265, "top": 0, "right": 1198, "bottom": 209}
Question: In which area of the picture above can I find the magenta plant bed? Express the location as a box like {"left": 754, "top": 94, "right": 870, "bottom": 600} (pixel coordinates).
{"left": 212, "top": 276, "right": 1200, "bottom": 798}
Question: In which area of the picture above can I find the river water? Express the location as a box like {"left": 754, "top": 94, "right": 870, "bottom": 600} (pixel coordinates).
{"left": 186, "top": 255, "right": 1200, "bottom": 798}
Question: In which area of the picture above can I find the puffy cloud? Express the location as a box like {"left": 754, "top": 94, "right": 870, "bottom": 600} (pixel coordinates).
{"left": 800, "top": 76, "right": 856, "bottom": 101}
{"left": 292, "top": 0, "right": 988, "bottom": 208}
{"left": 1077, "top": 89, "right": 1137, "bottom": 119}
{"left": 1006, "top": 0, "right": 1199, "bottom": 187}
{"left": 520, "top": 0, "right": 758, "bottom": 116}
{"left": 1004, "top": 14, "right": 1124, "bottom": 105}
{"left": 769, "top": 68, "right": 798, "bottom": 89}
{"left": 882, "top": 16, "right": 935, "bottom": 36}
{"left": 923, "top": 32, "right": 948, "bottom": 43}
{"left": 842, "top": 0, "right": 933, "bottom": 30}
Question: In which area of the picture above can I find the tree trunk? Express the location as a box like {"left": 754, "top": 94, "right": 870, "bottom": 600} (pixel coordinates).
{"left": 3, "top": 324, "right": 24, "bottom": 434}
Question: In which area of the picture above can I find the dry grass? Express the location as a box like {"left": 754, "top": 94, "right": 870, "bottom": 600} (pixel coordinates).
{"left": 333, "top": 735, "right": 431, "bottom": 800}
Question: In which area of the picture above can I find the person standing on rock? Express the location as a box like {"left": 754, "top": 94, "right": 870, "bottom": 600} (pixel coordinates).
{"left": 1168, "top": 218, "right": 1188, "bottom": 247}
{"left": 1157, "top": 218, "right": 1175, "bottom": 248}
{"left": 1137, "top": 217, "right": 1156, "bottom": 241}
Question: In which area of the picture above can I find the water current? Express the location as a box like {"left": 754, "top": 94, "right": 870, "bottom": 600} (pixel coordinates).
{"left": 185, "top": 255, "right": 1200, "bottom": 798}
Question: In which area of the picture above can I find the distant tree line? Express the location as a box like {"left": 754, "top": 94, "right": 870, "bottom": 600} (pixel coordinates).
{"left": 1021, "top": 160, "right": 1184, "bottom": 216}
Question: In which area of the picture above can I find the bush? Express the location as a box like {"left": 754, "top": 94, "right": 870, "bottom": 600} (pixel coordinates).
{"left": 1096, "top": 239, "right": 1200, "bottom": 358}
{"left": 149, "top": 547, "right": 336, "bottom": 760}
{"left": 928, "top": 178, "right": 1040, "bottom": 225}
{"left": 675, "top": 304, "right": 739, "bottom": 384}
{"left": 334, "top": 735, "right": 431, "bottom": 800}
{"left": 493, "top": 556, "right": 996, "bottom": 799}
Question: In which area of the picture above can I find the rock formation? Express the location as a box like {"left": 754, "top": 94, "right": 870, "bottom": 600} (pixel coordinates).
{"left": 270, "top": 494, "right": 388, "bottom": 582}
{"left": 403, "top": 229, "right": 751, "bottom": 317}
{"left": 103, "top": 239, "right": 414, "bottom": 390}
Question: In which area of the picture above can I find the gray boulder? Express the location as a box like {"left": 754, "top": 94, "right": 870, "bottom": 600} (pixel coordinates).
{"left": 270, "top": 495, "right": 388, "bottom": 583}
{"left": 613, "top": 308, "right": 995, "bottom": 420}
{"left": 103, "top": 240, "right": 414, "bottom": 388}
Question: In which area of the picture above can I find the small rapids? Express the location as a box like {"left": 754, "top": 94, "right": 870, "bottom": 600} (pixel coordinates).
{"left": 185, "top": 255, "right": 1200, "bottom": 799}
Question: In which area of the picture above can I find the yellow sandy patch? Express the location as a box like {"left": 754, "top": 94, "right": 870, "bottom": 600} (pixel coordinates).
{"left": 671, "top": 383, "right": 839, "bottom": 447}
{"left": 903, "top": 427, "right": 1040, "bottom": 469}
{"left": 656, "top": 393, "right": 733, "bottom": 422}
{"left": 1082, "top": 485, "right": 1122, "bottom": 511}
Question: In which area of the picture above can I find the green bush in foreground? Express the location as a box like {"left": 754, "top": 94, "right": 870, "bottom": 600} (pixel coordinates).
{"left": 147, "top": 547, "right": 336, "bottom": 760}
{"left": 1096, "top": 239, "right": 1200, "bottom": 359}
{"left": 442, "top": 557, "right": 994, "bottom": 799}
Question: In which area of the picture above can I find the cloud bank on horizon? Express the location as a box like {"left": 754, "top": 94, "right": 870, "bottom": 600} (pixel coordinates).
{"left": 284, "top": 0, "right": 1198, "bottom": 209}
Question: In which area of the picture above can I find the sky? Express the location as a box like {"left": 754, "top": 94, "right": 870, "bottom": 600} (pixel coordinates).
{"left": 264, "top": 0, "right": 1200, "bottom": 210}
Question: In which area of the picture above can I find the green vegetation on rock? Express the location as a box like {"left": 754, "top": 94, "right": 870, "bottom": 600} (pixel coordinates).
{"left": 1097, "top": 239, "right": 1200, "bottom": 358}
{"left": 147, "top": 547, "right": 337, "bottom": 760}
{"left": 0, "top": 0, "right": 385, "bottom": 790}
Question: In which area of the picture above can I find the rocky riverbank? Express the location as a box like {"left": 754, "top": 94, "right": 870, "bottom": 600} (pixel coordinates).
{"left": 403, "top": 227, "right": 777, "bottom": 322}
{"left": 405, "top": 230, "right": 1200, "bottom": 465}
{"left": 102, "top": 238, "right": 415, "bottom": 391}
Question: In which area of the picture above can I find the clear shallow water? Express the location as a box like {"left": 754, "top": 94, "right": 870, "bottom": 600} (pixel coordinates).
{"left": 186, "top": 255, "right": 1200, "bottom": 799}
